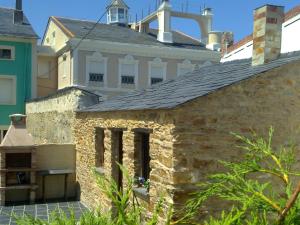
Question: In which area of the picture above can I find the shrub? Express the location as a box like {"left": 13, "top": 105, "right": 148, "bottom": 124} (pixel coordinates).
{"left": 184, "top": 127, "right": 300, "bottom": 225}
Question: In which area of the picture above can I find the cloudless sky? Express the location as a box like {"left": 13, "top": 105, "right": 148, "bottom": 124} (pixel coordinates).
{"left": 0, "top": 0, "right": 299, "bottom": 43}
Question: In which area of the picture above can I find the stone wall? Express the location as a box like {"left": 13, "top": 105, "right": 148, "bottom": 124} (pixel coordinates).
{"left": 172, "top": 60, "right": 300, "bottom": 217}
{"left": 26, "top": 87, "right": 100, "bottom": 144}
{"left": 74, "top": 110, "right": 175, "bottom": 220}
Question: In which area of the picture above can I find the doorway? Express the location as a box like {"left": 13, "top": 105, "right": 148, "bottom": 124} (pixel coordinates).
{"left": 111, "top": 130, "right": 123, "bottom": 192}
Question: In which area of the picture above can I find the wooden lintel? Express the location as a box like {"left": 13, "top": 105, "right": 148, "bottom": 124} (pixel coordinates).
{"left": 108, "top": 128, "right": 128, "bottom": 132}
{"left": 132, "top": 128, "right": 153, "bottom": 134}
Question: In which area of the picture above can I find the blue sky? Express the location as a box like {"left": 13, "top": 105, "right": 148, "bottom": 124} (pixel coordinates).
{"left": 0, "top": 0, "right": 299, "bottom": 43}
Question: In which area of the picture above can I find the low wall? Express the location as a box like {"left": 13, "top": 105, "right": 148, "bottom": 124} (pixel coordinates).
{"left": 35, "top": 144, "right": 76, "bottom": 200}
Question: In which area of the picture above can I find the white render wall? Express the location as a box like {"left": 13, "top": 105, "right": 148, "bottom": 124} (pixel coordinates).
{"left": 281, "top": 14, "right": 300, "bottom": 54}
{"left": 221, "top": 14, "right": 300, "bottom": 62}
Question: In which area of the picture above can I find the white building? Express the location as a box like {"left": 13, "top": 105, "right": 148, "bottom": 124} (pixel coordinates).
{"left": 38, "top": 0, "right": 222, "bottom": 99}
{"left": 222, "top": 5, "right": 300, "bottom": 62}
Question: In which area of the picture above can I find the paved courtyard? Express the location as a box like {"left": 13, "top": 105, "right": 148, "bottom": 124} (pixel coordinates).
{"left": 0, "top": 201, "right": 88, "bottom": 225}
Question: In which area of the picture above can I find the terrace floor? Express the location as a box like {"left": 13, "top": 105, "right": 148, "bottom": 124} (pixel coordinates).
{"left": 0, "top": 201, "right": 88, "bottom": 225}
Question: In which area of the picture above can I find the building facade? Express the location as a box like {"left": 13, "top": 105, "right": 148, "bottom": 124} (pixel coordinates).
{"left": 40, "top": 0, "right": 220, "bottom": 99}
{"left": 0, "top": 2, "right": 38, "bottom": 143}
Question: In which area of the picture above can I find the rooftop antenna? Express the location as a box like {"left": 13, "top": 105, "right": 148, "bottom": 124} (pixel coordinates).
{"left": 181, "top": 3, "right": 184, "bottom": 12}
{"left": 148, "top": 5, "right": 151, "bottom": 15}
{"left": 141, "top": 9, "right": 144, "bottom": 19}
{"left": 135, "top": 13, "right": 137, "bottom": 23}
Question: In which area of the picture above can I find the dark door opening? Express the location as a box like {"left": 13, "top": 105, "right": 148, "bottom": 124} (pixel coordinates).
{"left": 112, "top": 131, "right": 123, "bottom": 192}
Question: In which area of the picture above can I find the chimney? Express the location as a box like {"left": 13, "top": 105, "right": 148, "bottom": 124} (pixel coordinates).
{"left": 157, "top": 0, "right": 173, "bottom": 43}
{"left": 201, "top": 8, "right": 213, "bottom": 44}
{"left": 252, "top": 5, "right": 284, "bottom": 66}
{"left": 206, "top": 31, "right": 222, "bottom": 51}
{"left": 10, "top": 114, "right": 26, "bottom": 126}
{"left": 221, "top": 32, "right": 234, "bottom": 55}
{"left": 14, "top": 0, "right": 23, "bottom": 24}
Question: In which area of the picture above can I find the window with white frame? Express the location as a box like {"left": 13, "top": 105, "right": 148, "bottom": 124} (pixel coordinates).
{"left": 149, "top": 58, "right": 166, "bottom": 86}
{"left": 110, "top": 8, "right": 117, "bottom": 22}
{"left": 119, "top": 55, "right": 138, "bottom": 87}
{"left": 177, "top": 59, "right": 195, "bottom": 76}
{"left": 86, "top": 52, "right": 107, "bottom": 86}
{"left": 0, "top": 46, "right": 15, "bottom": 60}
{"left": 0, "top": 76, "right": 16, "bottom": 105}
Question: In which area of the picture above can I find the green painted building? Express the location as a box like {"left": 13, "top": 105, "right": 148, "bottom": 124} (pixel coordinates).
{"left": 0, "top": 1, "right": 38, "bottom": 142}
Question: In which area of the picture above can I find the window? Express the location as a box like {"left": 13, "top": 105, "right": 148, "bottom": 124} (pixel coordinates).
{"left": 118, "top": 8, "right": 125, "bottom": 20}
{"left": 38, "top": 61, "right": 52, "bottom": 78}
{"left": 119, "top": 55, "right": 138, "bottom": 87}
{"left": 149, "top": 58, "right": 166, "bottom": 86}
{"left": 0, "top": 46, "right": 14, "bottom": 60}
{"left": 59, "top": 55, "right": 67, "bottom": 78}
{"left": 177, "top": 60, "right": 195, "bottom": 76}
{"left": 86, "top": 52, "right": 107, "bottom": 86}
{"left": 0, "top": 129, "right": 8, "bottom": 143}
{"left": 121, "top": 64, "right": 135, "bottom": 84}
{"left": 134, "top": 129, "right": 151, "bottom": 187}
{"left": 88, "top": 60, "right": 105, "bottom": 84}
{"left": 89, "top": 73, "right": 104, "bottom": 82}
{"left": 95, "top": 128, "right": 105, "bottom": 168}
{"left": 151, "top": 78, "right": 163, "bottom": 85}
{"left": 51, "top": 31, "right": 56, "bottom": 46}
{"left": 121, "top": 75, "right": 134, "bottom": 84}
{"left": 110, "top": 8, "right": 117, "bottom": 22}
{"left": 0, "top": 76, "right": 16, "bottom": 105}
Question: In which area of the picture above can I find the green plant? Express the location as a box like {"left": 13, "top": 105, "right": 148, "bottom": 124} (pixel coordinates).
{"left": 184, "top": 127, "right": 300, "bottom": 225}
{"left": 95, "top": 164, "right": 167, "bottom": 225}
{"left": 15, "top": 165, "right": 171, "bottom": 225}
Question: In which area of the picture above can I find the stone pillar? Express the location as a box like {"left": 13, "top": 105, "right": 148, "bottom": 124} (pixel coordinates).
{"left": 157, "top": 0, "right": 173, "bottom": 43}
{"left": 252, "top": 5, "right": 284, "bottom": 66}
{"left": 0, "top": 152, "right": 6, "bottom": 205}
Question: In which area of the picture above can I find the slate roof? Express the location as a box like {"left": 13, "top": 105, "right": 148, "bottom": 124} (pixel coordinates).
{"left": 0, "top": 7, "right": 38, "bottom": 38}
{"left": 27, "top": 86, "right": 101, "bottom": 103}
{"left": 81, "top": 51, "right": 300, "bottom": 113}
{"left": 53, "top": 17, "right": 207, "bottom": 50}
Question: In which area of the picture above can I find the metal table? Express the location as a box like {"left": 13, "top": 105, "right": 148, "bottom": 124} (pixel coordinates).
{"left": 37, "top": 169, "right": 74, "bottom": 202}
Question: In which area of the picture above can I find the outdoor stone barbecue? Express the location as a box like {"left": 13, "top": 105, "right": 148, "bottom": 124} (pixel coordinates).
{"left": 0, "top": 114, "right": 37, "bottom": 205}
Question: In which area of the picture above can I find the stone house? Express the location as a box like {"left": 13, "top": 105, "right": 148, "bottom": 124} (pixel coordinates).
{"left": 73, "top": 5, "right": 300, "bottom": 222}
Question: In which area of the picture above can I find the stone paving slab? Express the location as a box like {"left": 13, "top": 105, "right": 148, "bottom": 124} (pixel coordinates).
{"left": 0, "top": 201, "right": 88, "bottom": 225}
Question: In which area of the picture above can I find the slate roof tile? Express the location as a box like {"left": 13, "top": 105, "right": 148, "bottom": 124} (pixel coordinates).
{"left": 0, "top": 7, "right": 38, "bottom": 38}
{"left": 81, "top": 51, "right": 300, "bottom": 113}
{"left": 54, "top": 17, "right": 207, "bottom": 50}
